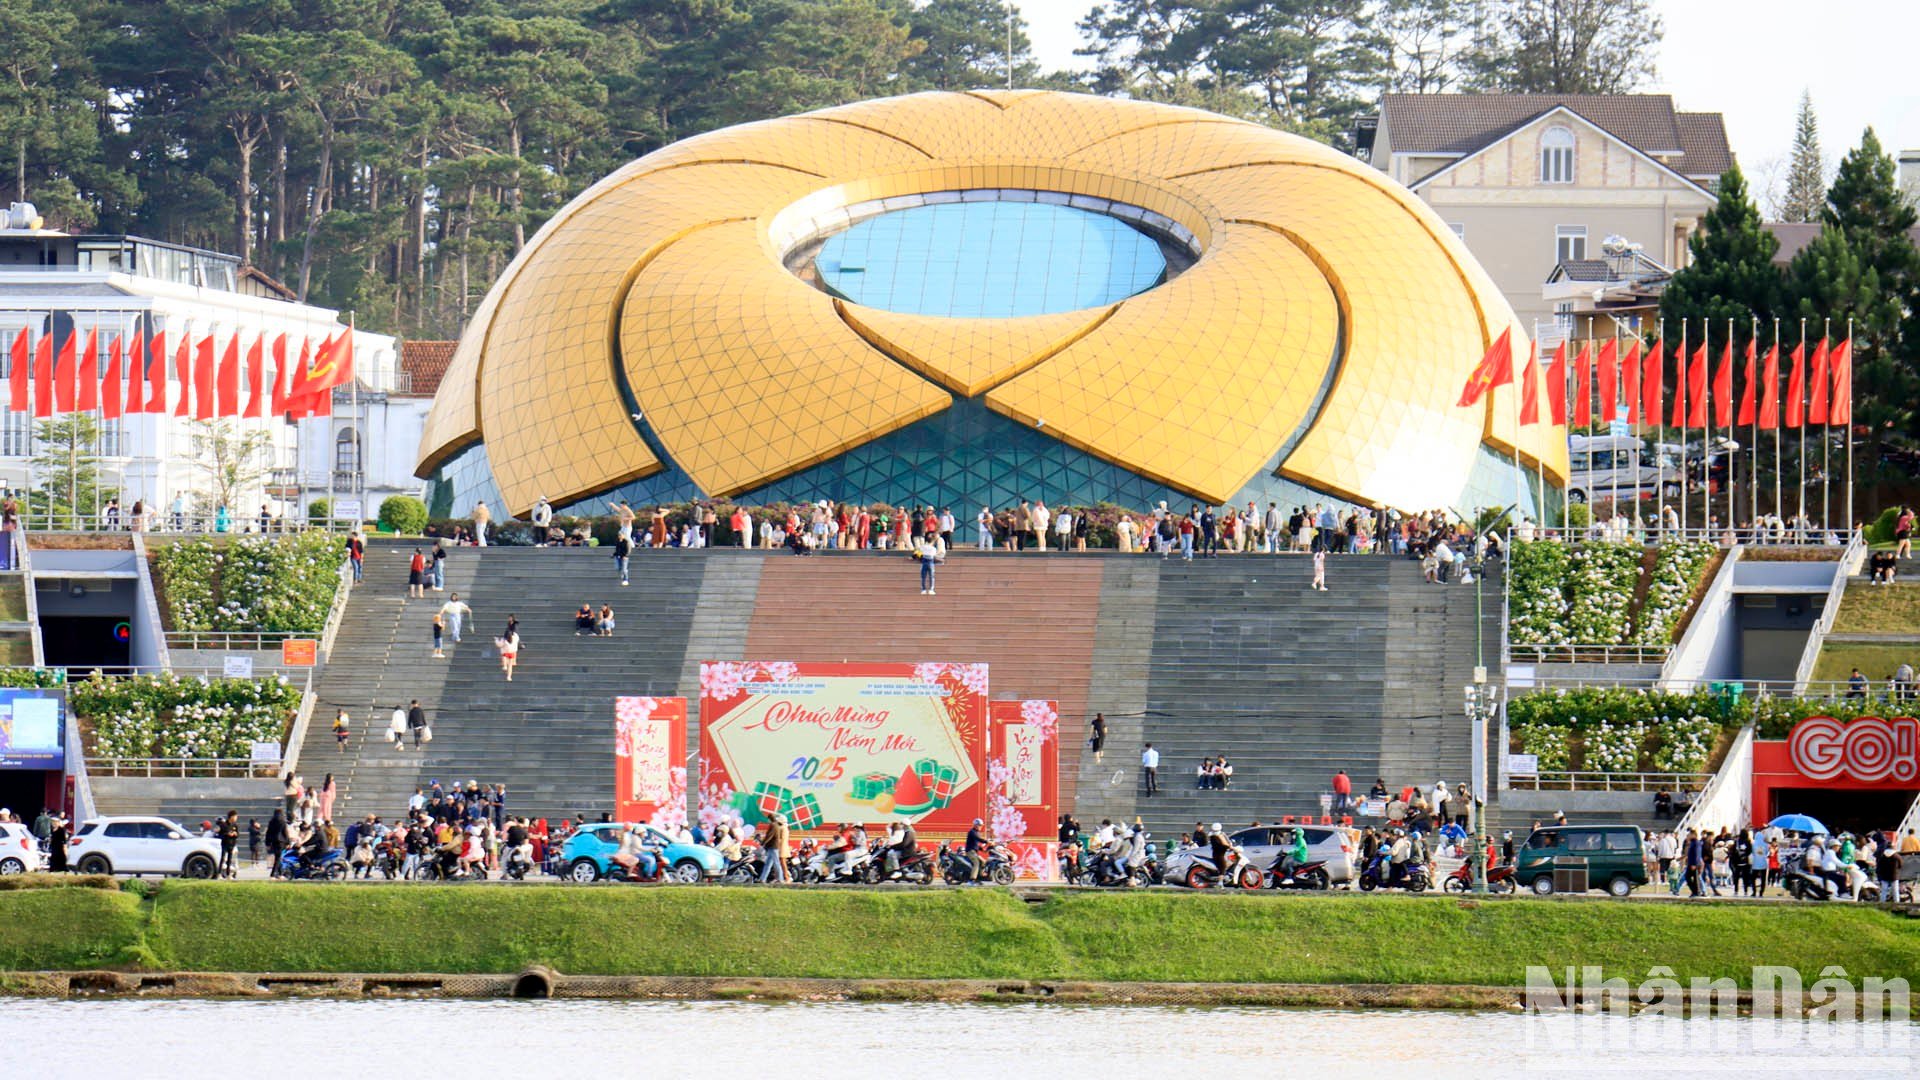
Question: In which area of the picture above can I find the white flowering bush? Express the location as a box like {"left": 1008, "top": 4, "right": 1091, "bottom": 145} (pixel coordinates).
{"left": 1630, "top": 541, "right": 1717, "bottom": 644}
{"left": 153, "top": 533, "right": 343, "bottom": 633}
{"left": 1651, "top": 715, "right": 1718, "bottom": 773}
{"left": 1584, "top": 718, "right": 1651, "bottom": 773}
{"left": 1511, "top": 718, "right": 1573, "bottom": 771}
{"left": 75, "top": 673, "right": 302, "bottom": 759}
{"left": 1508, "top": 541, "right": 1571, "bottom": 645}
{"left": 1565, "top": 541, "right": 1641, "bottom": 643}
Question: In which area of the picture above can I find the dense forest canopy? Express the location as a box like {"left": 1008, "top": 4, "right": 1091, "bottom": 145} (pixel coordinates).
{"left": 0, "top": 0, "right": 1659, "bottom": 337}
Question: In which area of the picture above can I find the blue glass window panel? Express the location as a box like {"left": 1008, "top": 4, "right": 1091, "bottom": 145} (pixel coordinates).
{"left": 816, "top": 203, "right": 1166, "bottom": 318}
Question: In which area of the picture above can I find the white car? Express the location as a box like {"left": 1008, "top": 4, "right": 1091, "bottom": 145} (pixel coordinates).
{"left": 66, "top": 816, "right": 220, "bottom": 878}
{"left": 0, "top": 822, "right": 42, "bottom": 874}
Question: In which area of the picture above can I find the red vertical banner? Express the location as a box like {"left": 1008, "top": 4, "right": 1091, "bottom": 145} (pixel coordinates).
{"left": 697, "top": 661, "right": 990, "bottom": 838}
{"left": 988, "top": 699, "right": 1061, "bottom": 881}
{"left": 1572, "top": 342, "right": 1593, "bottom": 426}
{"left": 102, "top": 337, "right": 123, "bottom": 420}
{"left": 1544, "top": 342, "right": 1567, "bottom": 426}
{"left": 1517, "top": 345, "right": 1539, "bottom": 425}
{"left": 1737, "top": 339, "right": 1757, "bottom": 426}
{"left": 1759, "top": 345, "right": 1780, "bottom": 430}
{"left": 1828, "top": 338, "right": 1853, "bottom": 427}
{"left": 172, "top": 334, "right": 191, "bottom": 416}
{"left": 1621, "top": 340, "right": 1642, "bottom": 425}
{"left": 1785, "top": 343, "right": 1806, "bottom": 428}
{"left": 1712, "top": 340, "right": 1734, "bottom": 428}
{"left": 52, "top": 327, "right": 78, "bottom": 413}
{"left": 216, "top": 333, "right": 240, "bottom": 417}
{"left": 124, "top": 326, "right": 144, "bottom": 414}
{"left": 142, "top": 331, "right": 165, "bottom": 413}
{"left": 7, "top": 326, "right": 28, "bottom": 412}
{"left": 244, "top": 334, "right": 265, "bottom": 418}
{"left": 76, "top": 328, "right": 99, "bottom": 412}
{"left": 32, "top": 331, "right": 52, "bottom": 418}
{"left": 1808, "top": 338, "right": 1830, "bottom": 424}
{"left": 1595, "top": 339, "right": 1617, "bottom": 422}
{"left": 614, "top": 696, "right": 689, "bottom": 829}
{"left": 1686, "top": 344, "right": 1709, "bottom": 428}
{"left": 1642, "top": 340, "right": 1664, "bottom": 429}
{"left": 193, "top": 333, "right": 216, "bottom": 420}
{"left": 269, "top": 334, "right": 289, "bottom": 416}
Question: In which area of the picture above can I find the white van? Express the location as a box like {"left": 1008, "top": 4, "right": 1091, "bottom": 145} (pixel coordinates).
{"left": 1567, "top": 433, "right": 1679, "bottom": 505}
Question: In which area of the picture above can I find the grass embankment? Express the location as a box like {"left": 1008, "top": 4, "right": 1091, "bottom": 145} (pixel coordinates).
{"left": 1831, "top": 584, "right": 1920, "bottom": 635}
{"left": 6, "top": 880, "right": 1920, "bottom": 987}
{"left": 1814, "top": 643, "right": 1919, "bottom": 682}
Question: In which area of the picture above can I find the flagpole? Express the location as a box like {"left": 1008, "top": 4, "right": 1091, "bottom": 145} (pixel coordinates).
{"left": 1749, "top": 315, "right": 1758, "bottom": 535}
{"left": 1726, "top": 316, "right": 1734, "bottom": 537}
{"left": 1679, "top": 320, "right": 1688, "bottom": 535}
{"left": 1845, "top": 316, "right": 1854, "bottom": 535}
{"left": 1822, "top": 316, "right": 1831, "bottom": 532}
{"left": 349, "top": 311, "right": 361, "bottom": 536}
{"left": 1608, "top": 321, "right": 1619, "bottom": 521}
{"left": 1797, "top": 318, "right": 1806, "bottom": 531}
{"left": 1531, "top": 319, "right": 1545, "bottom": 529}
{"left": 1655, "top": 318, "right": 1664, "bottom": 538}
{"left": 1773, "top": 316, "right": 1782, "bottom": 528}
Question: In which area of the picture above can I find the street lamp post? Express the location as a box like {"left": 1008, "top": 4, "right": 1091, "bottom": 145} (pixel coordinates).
{"left": 1463, "top": 674, "right": 1500, "bottom": 894}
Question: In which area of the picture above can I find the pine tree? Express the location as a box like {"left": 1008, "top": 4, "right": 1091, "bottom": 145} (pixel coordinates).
{"left": 1785, "top": 128, "right": 1920, "bottom": 485}
{"left": 1778, "top": 90, "right": 1825, "bottom": 224}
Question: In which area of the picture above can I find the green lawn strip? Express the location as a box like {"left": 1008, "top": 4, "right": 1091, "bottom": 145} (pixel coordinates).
{"left": 1832, "top": 585, "right": 1920, "bottom": 635}
{"left": 0, "top": 887, "right": 147, "bottom": 970}
{"left": 1034, "top": 892, "right": 1920, "bottom": 986}
{"left": 0, "top": 577, "right": 27, "bottom": 622}
{"left": 145, "top": 882, "right": 1068, "bottom": 978}
{"left": 1814, "top": 643, "right": 1920, "bottom": 682}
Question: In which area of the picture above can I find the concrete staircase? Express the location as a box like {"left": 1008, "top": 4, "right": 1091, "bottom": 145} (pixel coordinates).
{"left": 294, "top": 542, "right": 704, "bottom": 823}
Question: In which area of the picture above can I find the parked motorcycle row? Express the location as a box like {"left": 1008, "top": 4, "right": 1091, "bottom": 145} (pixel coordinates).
{"left": 1061, "top": 843, "right": 1435, "bottom": 891}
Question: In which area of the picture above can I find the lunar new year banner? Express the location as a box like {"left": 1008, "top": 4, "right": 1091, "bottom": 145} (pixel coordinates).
{"left": 989, "top": 700, "right": 1060, "bottom": 881}
{"left": 614, "top": 696, "right": 687, "bottom": 830}
{"left": 697, "top": 661, "right": 988, "bottom": 835}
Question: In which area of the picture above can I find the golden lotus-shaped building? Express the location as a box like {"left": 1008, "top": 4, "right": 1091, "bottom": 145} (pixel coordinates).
{"left": 417, "top": 89, "right": 1564, "bottom": 518}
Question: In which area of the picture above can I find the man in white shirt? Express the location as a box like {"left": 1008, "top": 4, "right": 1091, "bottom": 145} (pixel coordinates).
{"left": 1141, "top": 742, "right": 1160, "bottom": 796}
{"left": 438, "top": 594, "right": 472, "bottom": 644}
{"left": 1031, "top": 500, "right": 1051, "bottom": 550}
{"left": 531, "top": 497, "right": 553, "bottom": 546}
{"left": 976, "top": 508, "right": 993, "bottom": 550}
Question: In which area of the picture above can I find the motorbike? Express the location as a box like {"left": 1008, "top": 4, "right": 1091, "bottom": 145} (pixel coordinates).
{"left": 503, "top": 844, "right": 535, "bottom": 881}
{"left": 1781, "top": 854, "right": 1879, "bottom": 902}
{"left": 1072, "top": 848, "right": 1149, "bottom": 887}
{"left": 721, "top": 850, "right": 764, "bottom": 884}
{"left": 800, "top": 842, "right": 872, "bottom": 884}
{"left": 1357, "top": 852, "right": 1431, "bottom": 892}
{"left": 1181, "top": 846, "right": 1263, "bottom": 889}
{"left": 866, "top": 843, "right": 937, "bottom": 884}
{"left": 940, "top": 840, "right": 1017, "bottom": 885}
{"left": 604, "top": 851, "right": 670, "bottom": 883}
{"left": 277, "top": 846, "right": 349, "bottom": 881}
{"left": 373, "top": 839, "right": 403, "bottom": 880}
{"left": 1266, "top": 857, "right": 1331, "bottom": 890}
{"left": 1443, "top": 861, "right": 1516, "bottom": 894}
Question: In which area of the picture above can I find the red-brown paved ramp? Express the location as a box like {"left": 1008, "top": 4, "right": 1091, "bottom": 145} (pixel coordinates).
{"left": 745, "top": 555, "right": 1101, "bottom": 812}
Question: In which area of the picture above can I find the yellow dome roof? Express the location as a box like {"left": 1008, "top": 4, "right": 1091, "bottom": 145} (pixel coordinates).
{"left": 419, "top": 89, "right": 1563, "bottom": 515}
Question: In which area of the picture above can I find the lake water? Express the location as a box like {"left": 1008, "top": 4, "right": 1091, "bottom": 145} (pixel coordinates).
{"left": 7, "top": 998, "right": 1914, "bottom": 1078}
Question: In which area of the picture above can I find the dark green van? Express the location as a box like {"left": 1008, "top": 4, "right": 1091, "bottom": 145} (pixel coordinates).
{"left": 1515, "top": 825, "right": 1648, "bottom": 897}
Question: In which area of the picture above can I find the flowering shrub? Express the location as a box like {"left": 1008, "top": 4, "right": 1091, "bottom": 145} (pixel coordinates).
{"left": 1508, "top": 541, "right": 1571, "bottom": 645}
{"left": 1584, "top": 718, "right": 1651, "bottom": 773}
{"left": 75, "top": 673, "right": 302, "bottom": 759}
{"left": 1564, "top": 542, "right": 1641, "bottom": 643}
{"left": 1630, "top": 542, "right": 1717, "bottom": 644}
{"left": 1651, "top": 716, "right": 1718, "bottom": 773}
{"left": 153, "top": 533, "right": 344, "bottom": 632}
{"left": 1512, "top": 719, "right": 1573, "bottom": 772}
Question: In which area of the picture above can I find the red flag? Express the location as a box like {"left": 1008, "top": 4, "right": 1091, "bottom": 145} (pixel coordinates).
{"left": 269, "top": 334, "right": 288, "bottom": 416}
{"left": 1785, "top": 343, "right": 1805, "bottom": 428}
{"left": 76, "top": 329, "right": 99, "bottom": 412}
{"left": 287, "top": 337, "right": 314, "bottom": 417}
{"left": 1686, "top": 344, "right": 1708, "bottom": 428}
{"left": 124, "top": 326, "right": 144, "bottom": 414}
{"left": 1545, "top": 342, "right": 1568, "bottom": 426}
{"left": 172, "top": 334, "right": 191, "bottom": 417}
{"left": 1456, "top": 328, "right": 1514, "bottom": 407}
{"left": 1808, "top": 338, "right": 1830, "bottom": 424}
{"left": 30, "top": 334, "right": 51, "bottom": 418}
{"left": 1622, "top": 340, "right": 1642, "bottom": 425}
{"left": 7, "top": 327, "right": 27, "bottom": 412}
{"left": 1518, "top": 347, "right": 1540, "bottom": 425}
{"left": 216, "top": 334, "right": 240, "bottom": 417}
{"left": 1736, "top": 339, "right": 1756, "bottom": 427}
{"left": 1712, "top": 339, "right": 1733, "bottom": 428}
{"left": 52, "top": 327, "right": 78, "bottom": 413}
{"left": 102, "top": 336, "right": 123, "bottom": 420}
{"left": 1829, "top": 338, "right": 1853, "bottom": 427}
{"left": 244, "top": 335, "right": 265, "bottom": 418}
{"left": 1643, "top": 340, "right": 1664, "bottom": 428}
{"left": 1595, "top": 340, "right": 1617, "bottom": 423}
{"left": 1759, "top": 345, "right": 1780, "bottom": 430}
{"left": 1572, "top": 342, "right": 1593, "bottom": 426}
{"left": 144, "top": 332, "right": 167, "bottom": 414}
{"left": 193, "top": 334, "right": 216, "bottom": 420}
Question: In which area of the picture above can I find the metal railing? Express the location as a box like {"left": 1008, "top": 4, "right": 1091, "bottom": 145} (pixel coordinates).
{"left": 83, "top": 756, "right": 279, "bottom": 779}
{"left": 317, "top": 557, "right": 354, "bottom": 661}
{"left": 164, "top": 629, "right": 318, "bottom": 652}
{"left": 1506, "top": 770, "right": 1714, "bottom": 793}
{"left": 1508, "top": 643, "right": 1671, "bottom": 665}
{"left": 1516, "top": 526, "right": 1849, "bottom": 550}
{"left": 1792, "top": 530, "right": 1868, "bottom": 694}
{"left": 1674, "top": 726, "right": 1755, "bottom": 836}
{"left": 1898, "top": 792, "right": 1920, "bottom": 844}
{"left": 10, "top": 510, "right": 357, "bottom": 534}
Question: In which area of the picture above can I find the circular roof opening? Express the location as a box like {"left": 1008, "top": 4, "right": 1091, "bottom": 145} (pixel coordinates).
{"left": 788, "top": 190, "right": 1197, "bottom": 319}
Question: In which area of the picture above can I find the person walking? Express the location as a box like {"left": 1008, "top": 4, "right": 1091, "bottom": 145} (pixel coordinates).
{"left": 318, "top": 773, "right": 337, "bottom": 823}
{"left": 247, "top": 818, "right": 261, "bottom": 866}
{"left": 389, "top": 704, "right": 407, "bottom": 749}
{"left": 438, "top": 593, "right": 471, "bottom": 644}
{"left": 407, "top": 700, "right": 429, "bottom": 748}
{"left": 47, "top": 813, "right": 68, "bottom": 873}
{"left": 1311, "top": 540, "right": 1328, "bottom": 591}
{"left": 430, "top": 541, "right": 447, "bottom": 590}
{"left": 1089, "top": 713, "right": 1107, "bottom": 763}
{"left": 613, "top": 532, "right": 631, "bottom": 586}
{"left": 471, "top": 500, "right": 491, "bottom": 546}
{"left": 407, "top": 547, "right": 427, "bottom": 597}
{"left": 1331, "top": 769, "right": 1351, "bottom": 813}
{"left": 265, "top": 809, "right": 288, "bottom": 877}
{"left": 760, "top": 813, "right": 791, "bottom": 883}
{"left": 217, "top": 810, "right": 240, "bottom": 878}
{"left": 332, "top": 708, "right": 350, "bottom": 752}
{"left": 281, "top": 772, "right": 301, "bottom": 819}
{"left": 345, "top": 530, "right": 365, "bottom": 584}
{"left": 432, "top": 613, "right": 446, "bottom": 658}
{"left": 498, "top": 625, "right": 521, "bottom": 681}
{"left": 1142, "top": 742, "right": 1160, "bottom": 797}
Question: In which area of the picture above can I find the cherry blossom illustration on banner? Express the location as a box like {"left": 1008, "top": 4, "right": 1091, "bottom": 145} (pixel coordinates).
{"left": 614, "top": 695, "right": 659, "bottom": 757}
{"left": 1018, "top": 699, "right": 1058, "bottom": 743}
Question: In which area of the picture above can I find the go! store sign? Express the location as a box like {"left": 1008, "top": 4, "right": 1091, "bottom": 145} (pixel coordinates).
{"left": 1786, "top": 716, "right": 1920, "bottom": 783}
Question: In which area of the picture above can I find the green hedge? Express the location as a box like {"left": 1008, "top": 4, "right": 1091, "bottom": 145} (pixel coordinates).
{"left": 378, "top": 495, "right": 428, "bottom": 534}
{"left": 74, "top": 673, "right": 303, "bottom": 759}
{"left": 151, "top": 533, "right": 343, "bottom": 633}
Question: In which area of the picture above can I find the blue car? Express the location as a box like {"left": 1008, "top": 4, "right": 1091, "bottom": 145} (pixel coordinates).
{"left": 559, "top": 823, "right": 724, "bottom": 883}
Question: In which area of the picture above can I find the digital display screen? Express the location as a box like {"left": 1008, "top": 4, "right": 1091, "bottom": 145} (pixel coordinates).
{"left": 0, "top": 688, "right": 66, "bottom": 770}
